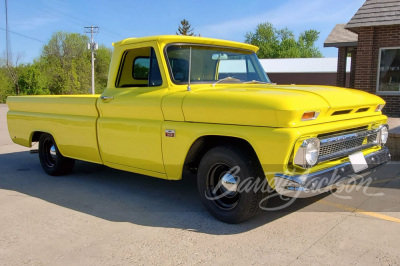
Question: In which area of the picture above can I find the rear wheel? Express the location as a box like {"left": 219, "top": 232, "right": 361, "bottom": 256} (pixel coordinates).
{"left": 39, "top": 133, "right": 75, "bottom": 176}
{"left": 197, "top": 145, "right": 268, "bottom": 223}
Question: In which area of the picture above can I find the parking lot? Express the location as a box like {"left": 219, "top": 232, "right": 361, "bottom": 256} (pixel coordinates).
{"left": 1, "top": 103, "right": 400, "bottom": 265}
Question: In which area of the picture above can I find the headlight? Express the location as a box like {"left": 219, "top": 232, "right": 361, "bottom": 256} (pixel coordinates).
{"left": 294, "top": 138, "right": 320, "bottom": 168}
{"left": 377, "top": 125, "right": 389, "bottom": 145}
{"left": 305, "top": 139, "right": 320, "bottom": 165}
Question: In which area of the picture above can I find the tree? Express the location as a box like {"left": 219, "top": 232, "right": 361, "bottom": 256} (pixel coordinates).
{"left": 38, "top": 31, "right": 112, "bottom": 95}
{"left": 0, "top": 65, "right": 13, "bottom": 103}
{"left": 39, "top": 31, "right": 92, "bottom": 94}
{"left": 245, "top": 23, "right": 322, "bottom": 58}
{"left": 18, "top": 62, "right": 49, "bottom": 95}
{"left": 94, "top": 44, "right": 112, "bottom": 94}
{"left": 1, "top": 53, "right": 23, "bottom": 95}
{"left": 0, "top": 31, "right": 112, "bottom": 100}
{"left": 177, "top": 19, "right": 195, "bottom": 36}
{"left": 298, "top": 30, "right": 322, "bottom": 58}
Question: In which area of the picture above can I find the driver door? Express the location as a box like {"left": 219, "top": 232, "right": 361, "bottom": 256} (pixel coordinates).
{"left": 96, "top": 45, "right": 167, "bottom": 176}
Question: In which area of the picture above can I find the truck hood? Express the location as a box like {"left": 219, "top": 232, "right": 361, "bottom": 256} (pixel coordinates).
{"left": 181, "top": 84, "right": 386, "bottom": 127}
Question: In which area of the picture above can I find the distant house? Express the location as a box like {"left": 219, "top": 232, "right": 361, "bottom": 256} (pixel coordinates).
{"left": 325, "top": 0, "right": 400, "bottom": 117}
{"left": 260, "top": 58, "right": 351, "bottom": 86}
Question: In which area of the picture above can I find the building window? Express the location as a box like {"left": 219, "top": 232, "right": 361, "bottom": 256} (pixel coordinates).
{"left": 377, "top": 47, "right": 400, "bottom": 94}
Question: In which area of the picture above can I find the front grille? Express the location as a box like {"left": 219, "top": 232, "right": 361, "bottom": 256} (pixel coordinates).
{"left": 318, "top": 128, "right": 378, "bottom": 162}
{"left": 367, "top": 132, "right": 379, "bottom": 143}
{"left": 320, "top": 137, "right": 364, "bottom": 156}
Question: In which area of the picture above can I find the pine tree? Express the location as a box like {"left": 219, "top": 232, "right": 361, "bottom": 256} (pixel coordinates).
{"left": 176, "top": 19, "right": 195, "bottom": 36}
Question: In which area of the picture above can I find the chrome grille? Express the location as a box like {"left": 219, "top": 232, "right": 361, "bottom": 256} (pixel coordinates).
{"left": 319, "top": 138, "right": 364, "bottom": 156}
{"left": 318, "top": 129, "right": 378, "bottom": 162}
{"left": 367, "top": 132, "right": 379, "bottom": 143}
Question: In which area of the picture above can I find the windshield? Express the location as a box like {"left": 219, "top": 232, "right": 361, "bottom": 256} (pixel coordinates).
{"left": 165, "top": 44, "right": 271, "bottom": 84}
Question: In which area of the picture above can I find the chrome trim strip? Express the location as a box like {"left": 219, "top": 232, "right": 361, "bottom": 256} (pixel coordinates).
{"left": 319, "top": 128, "right": 379, "bottom": 146}
{"left": 276, "top": 161, "right": 351, "bottom": 180}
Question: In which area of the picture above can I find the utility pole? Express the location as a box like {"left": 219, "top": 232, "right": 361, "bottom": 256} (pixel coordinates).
{"left": 84, "top": 26, "right": 99, "bottom": 94}
{"left": 5, "top": 0, "right": 10, "bottom": 66}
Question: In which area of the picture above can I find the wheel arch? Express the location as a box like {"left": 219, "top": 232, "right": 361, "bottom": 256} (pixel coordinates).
{"left": 31, "top": 131, "right": 46, "bottom": 144}
{"left": 182, "top": 135, "right": 262, "bottom": 175}
{"left": 30, "top": 131, "right": 59, "bottom": 151}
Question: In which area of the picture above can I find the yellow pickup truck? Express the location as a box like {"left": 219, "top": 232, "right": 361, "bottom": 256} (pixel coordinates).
{"left": 7, "top": 35, "right": 391, "bottom": 223}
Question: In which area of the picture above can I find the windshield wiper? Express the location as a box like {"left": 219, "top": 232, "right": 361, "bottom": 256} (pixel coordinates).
{"left": 212, "top": 76, "right": 241, "bottom": 87}
{"left": 242, "top": 80, "right": 269, "bottom": 84}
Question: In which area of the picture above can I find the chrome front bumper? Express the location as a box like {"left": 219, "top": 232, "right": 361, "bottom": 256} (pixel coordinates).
{"left": 274, "top": 147, "right": 391, "bottom": 198}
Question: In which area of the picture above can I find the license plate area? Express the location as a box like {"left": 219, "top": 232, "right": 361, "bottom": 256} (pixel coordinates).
{"left": 349, "top": 152, "right": 368, "bottom": 173}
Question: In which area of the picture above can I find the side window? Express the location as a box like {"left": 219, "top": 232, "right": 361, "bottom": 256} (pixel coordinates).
{"left": 116, "top": 47, "right": 163, "bottom": 87}
{"left": 133, "top": 57, "right": 150, "bottom": 80}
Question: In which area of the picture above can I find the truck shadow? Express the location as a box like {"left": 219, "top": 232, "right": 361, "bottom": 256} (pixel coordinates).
{"left": 2, "top": 150, "right": 395, "bottom": 235}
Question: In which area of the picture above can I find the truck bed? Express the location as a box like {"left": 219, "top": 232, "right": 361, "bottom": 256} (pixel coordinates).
{"left": 7, "top": 95, "right": 102, "bottom": 164}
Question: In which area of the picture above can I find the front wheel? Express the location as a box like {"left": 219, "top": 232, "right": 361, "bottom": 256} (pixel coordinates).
{"left": 197, "top": 145, "right": 268, "bottom": 223}
{"left": 39, "top": 133, "right": 75, "bottom": 176}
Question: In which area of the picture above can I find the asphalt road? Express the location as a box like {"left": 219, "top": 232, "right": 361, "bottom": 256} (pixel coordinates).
{"left": 1, "top": 103, "right": 400, "bottom": 265}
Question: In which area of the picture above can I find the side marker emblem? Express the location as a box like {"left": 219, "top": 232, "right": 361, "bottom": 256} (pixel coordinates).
{"left": 165, "top": 129, "right": 175, "bottom": 138}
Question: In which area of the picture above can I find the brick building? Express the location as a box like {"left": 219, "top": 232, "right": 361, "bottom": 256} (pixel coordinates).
{"left": 260, "top": 57, "right": 351, "bottom": 86}
{"left": 324, "top": 0, "right": 400, "bottom": 117}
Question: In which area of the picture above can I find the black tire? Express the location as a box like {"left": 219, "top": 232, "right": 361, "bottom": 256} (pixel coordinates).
{"left": 197, "top": 145, "right": 268, "bottom": 224}
{"left": 38, "top": 133, "right": 75, "bottom": 176}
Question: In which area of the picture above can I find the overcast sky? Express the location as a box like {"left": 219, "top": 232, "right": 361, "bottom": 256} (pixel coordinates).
{"left": 0, "top": 0, "right": 365, "bottom": 63}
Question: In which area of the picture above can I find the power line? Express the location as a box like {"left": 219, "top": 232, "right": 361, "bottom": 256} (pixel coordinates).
{"left": 0, "top": 27, "right": 46, "bottom": 43}
{"left": 40, "top": 6, "right": 124, "bottom": 39}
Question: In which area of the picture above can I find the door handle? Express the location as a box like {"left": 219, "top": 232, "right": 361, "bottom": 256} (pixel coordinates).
{"left": 100, "top": 95, "right": 114, "bottom": 102}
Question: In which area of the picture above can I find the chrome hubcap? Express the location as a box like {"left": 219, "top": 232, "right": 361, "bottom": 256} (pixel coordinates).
{"left": 42, "top": 138, "right": 56, "bottom": 168}
{"left": 220, "top": 173, "right": 238, "bottom": 196}
{"left": 206, "top": 163, "right": 240, "bottom": 210}
{"left": 50, "top": 145, "right": 57, "bottom": 159}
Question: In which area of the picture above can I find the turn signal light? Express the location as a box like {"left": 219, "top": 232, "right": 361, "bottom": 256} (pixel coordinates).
{"left": 301, "top": 111, "right": 319, "bottom": 121}
{"left": 375, "top": 104, "right": 385, "bottom": 112}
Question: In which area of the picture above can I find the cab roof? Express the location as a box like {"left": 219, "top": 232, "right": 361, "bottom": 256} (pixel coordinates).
{"left": 112, "top": 35, "right": 259, "bottom": 52}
